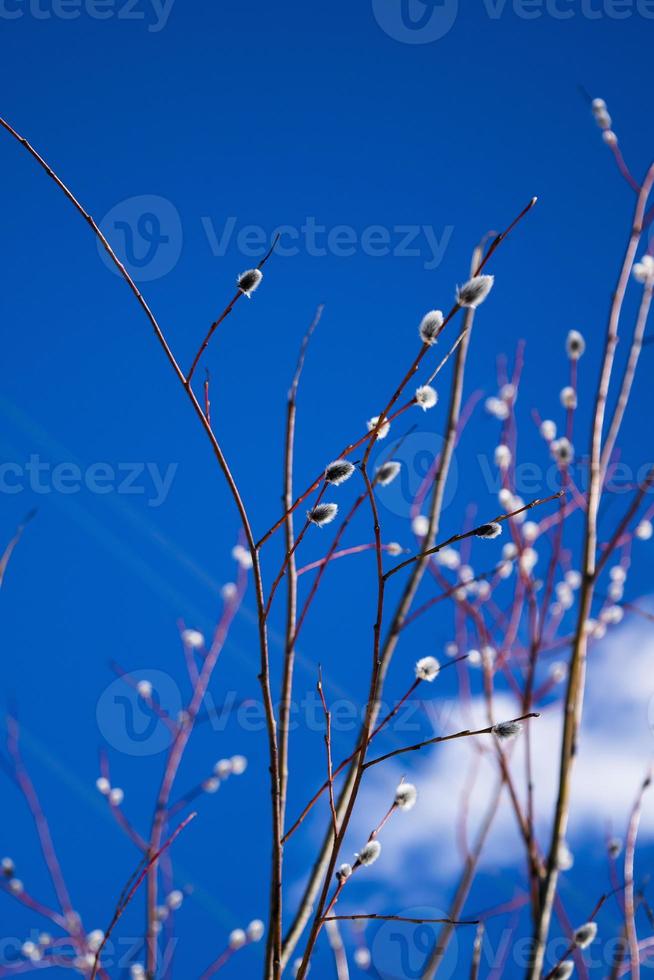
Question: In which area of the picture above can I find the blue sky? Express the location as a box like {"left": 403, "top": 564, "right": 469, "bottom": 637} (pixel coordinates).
{"left": 1, "top": 2, "right": 654, "bottom": 978}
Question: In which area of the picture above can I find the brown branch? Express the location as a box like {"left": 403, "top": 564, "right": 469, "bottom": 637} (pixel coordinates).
{"left": 186, "top": 235, "right": 279, "bottom": 384}
{"left": 527, "top": 160, "right": 654, "bottom": 979}
{"left": 624, "top": 771, "right": 652, "bottom": 980}
{"left": 294, "top": 464, "right": 387, "bottom": 978}
{"left": 0, "top": 511, "right": 35, "bottom": 590}
{"left": 324, "top": 914, "right": 478, "bottom": 925}
{"left": 317, "top": 670, "right": 338, "bottom": 839}
{"left": 324, "top": 919, "right": 350, "bottom": 980}
{"left": 0, "top": 114, "right": 284, "bottom": 980}
{"left": 362, "top": 713, "right": 539, "bottom": 770}
{"left": 90, "top": 814, "right": 196, "bottom": 980}
{"left": 258, "top": 200, "right": 537, "bottom": 551}
{"left": 385, "top": 492, "right": 564, "bottom": 580}
{"left": 279, "top": 306, "right": 323, "bottom": 829}
{"left": 282, "top": 241, "right": 481, "bottom": 968}
{"left": 601, "top": 282, "right": 653, "bottom": 475}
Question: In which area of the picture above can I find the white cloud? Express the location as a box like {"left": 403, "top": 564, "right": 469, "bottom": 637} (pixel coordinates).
{"left": 352, "top": 604, "right": 654, "bottom": 890}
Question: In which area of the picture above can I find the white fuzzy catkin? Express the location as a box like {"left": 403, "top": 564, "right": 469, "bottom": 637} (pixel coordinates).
{"left": 354, "top": 949, "right": 371, "bottom": 969}
{"left": 419, "top": 310, "right": 444, "bottom": 345}
{"left": 167, "top": 890, "right": 184, "bottom": 910}
{"left": 560, "top": 386, "right": 578, "bottom": 410}
{"left": 95, "top": 777, "right": 111, "bottom": 796}
{"left": 1, "top": 857, "right": 15, "bottom": 877}
{"left": 308, "top": 503, "right": 338, "bottom": 526}
{"left": 181, "top": 628, "right": 205, "bottom": 649}
{"left": 229, "top": 928, "right": 247, "bottom": 949}
{"left": 573, "top": 922, "right": 597, "bottom": 949}
{"left": 485, "top": 396, "right": 510, "bottom": 420}
{"left": 540, "top": 419, "right": 557, "bottom": 441}
{"left": 412, "top": 514, "right": 430, "bottom": 537}
{"left": 436, "top": 547, "right": 460, "bottom": 569}
{"left": 356, "top": 840, "right": 382, "bottom": 866}
{"left": 387, "top": 542, "right": 403, "bottom": 556}
{"left": 636, "top": 520, "right": 653, "bottom": 541}
{"left": 367, "top": 415, "right": 390, "bottom": 440}
{"left": 520, "top": 547, "right": 538, "bottom": 574}
{"left": 86, "top": 930, "right": 105, "bottom": 952}
{"left": 21, "top": 942, "right": 41, "bottom": 963}
{"left": 109, "top": 788, "right": 124, "bottom": 807}
{"left": 552, "top": 437, "right": 574, "bottom": 464}
{"left": 475, "top": 522, "right": 502, "bottom": 539}
{"left": 324, "top": 460, "right": 355, "bottom": 485}
{"left": 336, "top": 863, "right": 352, "bottom": 881}
{"left": 592, "top": 96, "right": 612, "bottom": 130}
{"left": 494, "top": 444, "right": 511, "bottom": 470}
{"left": 394, "top": 782, "right": 418, "bottom": 811}
{"left": 415, "top": 385, "right": 438, "bottom": 411}
{"left": 552, "top": 962, "right": 574, "bottom": 980}
{"left": 247, "top": 920, "right": 265, "bottom": 942}
{"left": 633, "top": 254, "right": 654, "bottom": 284}
{"left": 492, "top": 720, "right": 523, "bottom": 740}
{"left": 415, "top": 656, "right": 440, "bottom": 682}
{"left": 557, "top": 841, "right": 574, "bottom": 871}
{"left": 376, "top": 460, "right": 401, "bottom": 486}
{"left": 566, "top": 330, "right": 586, "bottom": 359}
{"left": 232, "top": 544, "right": 253, "bottom": 570}
{"left": 137, "top": 680, "right": 152, "bottom": 700}
{"left": 456, "top": 275, "right": 494, "bottom": 308}
{"left": 237, "top": 268, "right": 263, "bottom": 297}
{"left": 231, "top": 754, "right": 248, "bottom": 775}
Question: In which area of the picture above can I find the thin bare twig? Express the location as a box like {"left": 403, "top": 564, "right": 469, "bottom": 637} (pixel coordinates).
{"left": 527, "top": 161, "right": 654, "bottom": 979}
{"left": 0, "top": 115, "right": 285, "bottom": 978}
{"left": 317, "top": 669, "right": 338, "bottom": 838}
{"left": 90, "top": 814, "right": 196, "bottom": 980}
{"left": 186, "top": 235, "right": 279, "bottom": 384}
{"left": 325, "top": 914, "right": 478, "bottom": 925}
{"left": 362, "top": 712, "right": 539, "bottom": 770}
{"left": 282, "top": 241, "right": 481, "bottom": 968}
{"left": 385, "top": 492, "right": 564, "bottom": 580}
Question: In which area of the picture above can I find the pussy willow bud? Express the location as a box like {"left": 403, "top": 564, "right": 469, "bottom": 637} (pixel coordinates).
{"left": 456, "top": 275, "right": 494, "bottom": 308}
{"left": 237, "top": 269, "right": 263, "bottom": 297}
